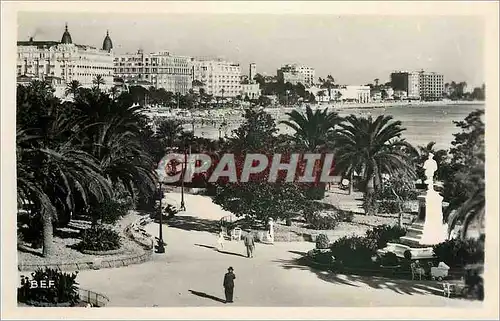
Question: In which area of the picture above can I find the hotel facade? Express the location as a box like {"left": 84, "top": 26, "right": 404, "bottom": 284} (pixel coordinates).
{"left": 277, "top": 64, "right": 315, "bottom": 86}
{"left": 17, "top": 24, "right": 114, "bottom": 94}
{"left": 390, "top": 70, "right": 444, "bottom": 101}
{"left": 114, "top": 50, "right": 193, "bottom": 95}
{"left": 418, "top": 71, "right": 444, "bottom": 101}
{"left": 192, "top": 58, "right": 242, "bottom": 98}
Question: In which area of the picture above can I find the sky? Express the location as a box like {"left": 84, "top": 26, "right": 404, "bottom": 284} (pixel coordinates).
{"left": 17, "top": 12, "right": 485, "bottom": 87}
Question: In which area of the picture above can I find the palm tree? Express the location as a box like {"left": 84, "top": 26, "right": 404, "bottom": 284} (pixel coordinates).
{"left": 316, "top": 90, "right": 326, "bottom": 103}
{"left": 156, "top": 119, "right": 185, "bottom": 149}
{"left": 72, "top": 89, "right": 158, "bottom": 198}
{"left": 92, "top": 75, "right": 105, "bottom": 89}
{"left": 280, "top": 105, "right": 340, "bottom": 151}
{"left": 374, "top": 78, "right": 380, "bottom": 87}
{"left": 322, "top": 76, "right": 335, "bottom": 100}
{"left": 17, "top": 124, "right": 112, "bottom": 256}
{"left": 447, "top": 186, "right": 484, "bottom": 239}
{"left": 334, "top": 115, "right": 417, "bottom": 213}
{"left": 65, "top": 80, "right": 81, "bottom": 98}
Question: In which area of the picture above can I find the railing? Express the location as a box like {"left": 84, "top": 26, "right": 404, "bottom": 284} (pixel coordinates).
{"left": 78, "top": 288, "right": 110, "bottom": 307}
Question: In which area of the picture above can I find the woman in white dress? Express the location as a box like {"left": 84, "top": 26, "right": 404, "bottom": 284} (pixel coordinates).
{"left": 217, "top": 230, "right": 225, "bottom": 251}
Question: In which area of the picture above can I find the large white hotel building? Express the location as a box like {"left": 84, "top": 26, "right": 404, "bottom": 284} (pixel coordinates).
{"left": 113, "top": 53, "right": 243, "bottom": 98}
{"left": 17, "top": 24, "right": 114, "bottom": 94}
{"left": 191, "top": 58, "right": 242, "bottom": 98}
{"left": 113, "top": 50, "right": 193, "bottom": 95}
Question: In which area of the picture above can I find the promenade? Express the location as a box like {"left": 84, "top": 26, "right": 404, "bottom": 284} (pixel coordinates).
{"left": 74, "top": 195, "right": 481, "bottom": 308}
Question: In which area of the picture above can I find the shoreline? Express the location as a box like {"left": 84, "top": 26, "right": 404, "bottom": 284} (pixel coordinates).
{"left": 267, "top": 100, "right": 485, "bottom": 111}
{"left": 144, "top": 100, "right": 484, "bottom": 120}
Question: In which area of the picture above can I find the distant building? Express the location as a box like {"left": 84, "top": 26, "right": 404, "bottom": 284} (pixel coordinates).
{"left": 114, "top": 50, "right": 192, "bottom": 94}
{"left": 391, "top": 70, "right": 444, "bottom": 101}
{"left": 241, "top": 83, "right": 261, "bottom": 100}
{"left": 249, "top": 63, "right": 257, "bottom": 83}
{"left": 17, "top": 24, "right": 114, "bottom": 95}
{"left": 390, "top": 71, "right": 421, "bottom": 100}
{"left": 277, "top": 64, "right": 315, "bottom": 86}
{"left": 192, "top": 58, "right": 242, "bottom": 98}
{"left": 340, "top": 85, "right": 371, "bottom": 103}
{"left": 418, "top": 71, "right": 444, "bottom": 101}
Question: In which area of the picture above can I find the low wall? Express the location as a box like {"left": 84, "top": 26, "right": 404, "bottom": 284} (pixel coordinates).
{"left": 18, "top": 251, "right": 152, "bottom": 272}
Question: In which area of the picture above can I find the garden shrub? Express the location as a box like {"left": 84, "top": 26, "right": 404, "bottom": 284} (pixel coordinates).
{"left": 91, "top": 198, "right": 130, "bottom": 225}
{"left": 315, "top": 234, "right": 330, "bottom": 249}
{"left": 313, "top": 251, "right": 335, "bottom": 265}
{"left": 307, "top": 249, "right": 320, "bottom": 257}
{"left": 365, "top": 224, "right": 407, "bottom": 249}
{"left": 17, "top": 212, "right": 43, "bottom": 248}
{"left": 304, "top": 183, "right": 326, "bottom": 200}
{"left": 377, "top": 200, "right": 401, "bottom": 214}
{"left": 18, "top": 268, "right": 80, "bottom": 306}
{"left": 337, "top": 210, "right": 355, "bottom": 222}
{"left": 433, "top": 238, "right": 484, "bottom": 267}
{"left": 305, "top": 211, "right": 342, "bottom": 230}
{"left": 330, "top": 236, "right": 378, "bottom": 269}
{"left": 78, "top": 225, "right": 121, "bottom": 251}
{"left": 380, "top": 252, "right": 400, "bottom": 266}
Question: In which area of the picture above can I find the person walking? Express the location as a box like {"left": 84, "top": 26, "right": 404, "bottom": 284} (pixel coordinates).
{"left": 243, "top": 231, "right": 255, "bottom": 258}
{"left": 223, "top": 267, "right": 236, "bottom": 303}
{"left": 217, "top": 230, "right": 225, "bottom": 251}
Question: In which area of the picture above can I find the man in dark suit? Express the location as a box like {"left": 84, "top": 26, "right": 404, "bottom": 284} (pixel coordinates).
{"left": 243, "top": 231, "right": 255, "bottom": 258}
{"left": 223, "top": 266, "right": 236, "bottom": 303}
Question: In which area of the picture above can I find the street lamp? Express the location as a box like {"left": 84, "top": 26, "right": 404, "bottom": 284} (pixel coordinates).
{"left": 180, "top": 148, "right": 186, "bottom": 211}
{"left": 156, "top": 182, "right": 165, "bottom": 253}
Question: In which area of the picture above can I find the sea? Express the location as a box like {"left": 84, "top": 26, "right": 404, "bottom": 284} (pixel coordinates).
{"left": 184, "top": 103, "right": 485, "bottom": 150}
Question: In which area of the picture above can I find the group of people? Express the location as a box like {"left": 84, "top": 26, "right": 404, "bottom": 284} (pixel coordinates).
{"left": 217, "top": 228, "right": 255, "bottom": 258}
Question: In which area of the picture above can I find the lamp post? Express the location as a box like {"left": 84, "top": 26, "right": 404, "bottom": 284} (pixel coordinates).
{"left": 156, "top": 182, "right": 165, "bottom": 253}
{"left": 180, "top": 148, "right": 186, "bottom": 211}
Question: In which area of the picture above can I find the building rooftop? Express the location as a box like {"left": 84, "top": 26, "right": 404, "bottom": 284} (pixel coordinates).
{"left": 61, "top": 23, "right": 72, "bottom": 44}
{"left": 102, "top": 30, "right": 113, "bottom": 52}
{"left": 17, "top": 40, "right": 61, "bottom": 48}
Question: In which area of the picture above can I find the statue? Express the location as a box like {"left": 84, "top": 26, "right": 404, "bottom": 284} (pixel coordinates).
{"left": 419, "top": 152, "right": 447, "bottom": 245}
{"left": 423, "top": 153, "right": 438, "bottom": 190}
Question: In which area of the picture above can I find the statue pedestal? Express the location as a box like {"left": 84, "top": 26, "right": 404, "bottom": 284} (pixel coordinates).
{"left": 419, "top": 189, "right": 447, "bottom": 245}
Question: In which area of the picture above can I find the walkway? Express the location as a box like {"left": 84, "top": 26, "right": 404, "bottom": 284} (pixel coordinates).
{"left": 74, "top": 194, "right": 480, "bottom": 307}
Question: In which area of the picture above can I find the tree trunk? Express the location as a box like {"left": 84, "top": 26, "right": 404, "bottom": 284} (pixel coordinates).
{"left": 286, "top": 216, "right": 292, "bottom": 226}
{"left": 391, "top": 188, "right": 404, "bottom": 228}
{"left": 348, "top": 171, "right": 354, "bottom": 195}
{"left": 365, "top": 176, "right": 376, "bottom": 215}
{"left": 42, "top": 214, "right": 55, "bottom": 257}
